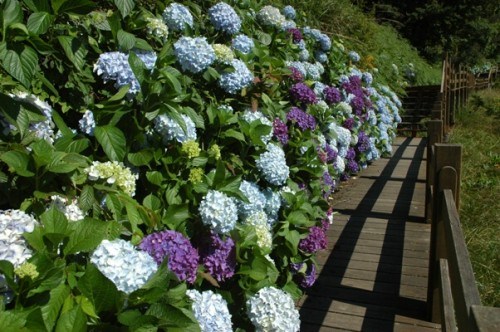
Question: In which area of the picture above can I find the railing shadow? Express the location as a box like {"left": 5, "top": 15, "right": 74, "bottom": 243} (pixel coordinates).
{"left": 299, "top": 137, "right": 428, "bottom": 331}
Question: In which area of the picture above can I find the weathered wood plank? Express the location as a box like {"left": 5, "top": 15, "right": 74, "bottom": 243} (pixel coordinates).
{"left": 439, "top": 259, "right": 457, "bottom": 332}
{"left": 471, "top": 305, "right": 500, "bottom": 332}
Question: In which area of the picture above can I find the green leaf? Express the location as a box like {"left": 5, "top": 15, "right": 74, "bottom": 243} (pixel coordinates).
{"left": 221, "top": 128, "right": 245, "bottom": 142}
{"left": 128, "top": 51, "right": 147, "bottom": 89}
{"left": 78, "top": 264, "right": 122, "bottom": 313}
{"left": 53, "top": 0, "right": 96, "bottom": 15}
{"left": 55, "top": 304, "right": 86, "bottom": 332}
{"left": 257, "top": 32, "right": 272, "bottom": 46}
{"left": 285, "top": 229, "right": 301, "bottom": 256}
{"left": 41, "top": 205, "right": 68, "bottom": 234}
{"left": 22, "top": 0, "right": 51, "bottom": 12}
{"left": 94, "top": 125, "right": 126, "bottom": 161}
{"left": 27, "top": 12, "right": 53, "bottom": 35}
{"left": 160, "top": 68, "right": 182, "bottom": 94}
{"left": 164, "top": 204, "right": 190, "bottom": 229}
{"left": 117, "top": 29, "right": 136, "bottom": 51}
{"left": 114, "top": 0, "right": 135, "bottom": 18}
{"left": 182, "top": 107, "right": 204, "bottom": 129}
{"left": 57, "top": 36, "right": 87, "bottom": 71}
{"left": 0, "top": 150, "right": 35, "bottom": 177}
{"left": 127, "top": 150, "right": 153, "bottom": 166}
{"left": 0, "top": 311, "right": 27, "bottom": 332}
{"left": 41, "top": 284, "right": 71, "bottom": 332}
{"left": 2, "top": 0, "right": 23, "bottom": 34}
{"left": 0, "top": 43, "right": 38, "bottom": 88}
{"left": 63, "top": 218, "right": 109, "bottom": 255}
{"left": 78, "top": 185, "right": 94, "bottom": 212}
{"left": 155, "top": 305, "right": 200, "bottom": 331}
{"left": 143, "top": 194, "right": 161, "bottom": 210}
{"left": 146, "top": 171, "right": 163, "bottom": 186}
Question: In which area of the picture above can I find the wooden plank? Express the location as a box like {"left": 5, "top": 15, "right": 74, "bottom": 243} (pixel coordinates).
{"left": 471, "top": 305, "right": 500, "bottom": 332}
{"left": 439, "top": 259, "right": 457, "bottom": 332}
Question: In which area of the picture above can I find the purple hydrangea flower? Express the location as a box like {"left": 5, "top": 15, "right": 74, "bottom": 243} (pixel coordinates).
{"left": 287, "top": 28, "right": 303, "bottom": 43}
{"left": 299, "top": 225, "right": 328, "bottom": 253}
{"left": 351, "top": 95, "right": 365, "bottom": 116}
{"left": 290, "top": 262, "right": 318, "bottom": 288}
{"left": 286, "top": 107, "right": 316, "bottom": 131}
{"left": 356, "top": 131, "right": 371, "bottom": 153}
{"left": 346, "top": 147, "right": 356, "bottom": 160}
{"left": 325, "top": 144, "right": 337, "bottom": 162}
{"left": 322, "top": 171, "right": 336, "bottom": 198}
{"left": 289, "top": 67, "right": 304, "bottom": 82}
{"left": 289, "top": 83, "right": 317, "bottom": 105}
{"left": 343, "top": 117, "right": 356, "bottom": 130}
{"left": 347, "top": 159, "right": 360, "bottom": 174}
{"left": 324, "top": 86, "right": 342, "bottom": 104}
{"left": 273, "top": 118, "right": 289, "bottom": 145}
{"left": 200, "top": 232, "right": 236, "bottom": 282}
{"left": 140, "top": 230, "right": 199, "bottom": 284}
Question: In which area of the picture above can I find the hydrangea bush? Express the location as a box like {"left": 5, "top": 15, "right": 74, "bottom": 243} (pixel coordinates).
{"left": 0, "top": 1, "right": 402, "bottom": 330}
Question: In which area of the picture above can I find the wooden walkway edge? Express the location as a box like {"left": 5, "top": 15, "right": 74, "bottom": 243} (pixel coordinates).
{"left": 298, "top": 137, "right": 441, "bottom": 331}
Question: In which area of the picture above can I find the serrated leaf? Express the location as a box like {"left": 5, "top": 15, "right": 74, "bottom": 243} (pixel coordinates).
{"left": 57, "top": 36, "right": 87, "bottom": 71}
{"left": 127, "top": 150, "right": 153, "bottom": 166}
{"left": 41, "top": 284, "right": 71, "bottom": 332}
{"left": 221, "top": 128, "right": 245, "bottom": 142}
{"left": 114, "top": 0, "right": 134, "bottom": 18}
{"left": 53, "top": 0, "right": 96, "bottom": 15}
{"left": 27, "top": 12, "right": 53, "bottom": 35}
{"left": 63, "top": 218, "right": 109, "bottom": 255}
{"left": 117, "top": 29, "right": 136, "bottom": 51}
{"left": 143, "top": 194, "right": 161, "bottom": 210}
{"left": 78, "top": 264, "right": 122, "bottom": 313}
{"left": 0, "top": 150, "right": 35, "bottom": 177}
{"left": 94, "top": 125, "right": 126, "bottom": 161}
{"left": 0, "top": 311, "right": 28, "bottom": 332}
{"left": 164, "top": 204, "right": 190, "bottom": 229}
{"left": 22, "top": 0, "right": 51, "bottom": 12}
{"left": 182, "top": 107, "right": 204, "bottom": 129}
{"left": 161, "top": 68, "right": 182, "bottom": 94}
{"left": 41, "top": 205, "right": 68, "bottom": 234}
{"left": 0, "top": 43, "right": 38, "bottom": 88}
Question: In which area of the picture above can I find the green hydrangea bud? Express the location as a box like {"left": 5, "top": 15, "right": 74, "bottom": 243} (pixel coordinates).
{"left": 182, "top": 140, "right": 201, "bottom": 158}
{"left": 189, "top": 168, "right": 204, "bottom": 184}
{"left": 14, "top": 262, "right": 39, "bottom": 280}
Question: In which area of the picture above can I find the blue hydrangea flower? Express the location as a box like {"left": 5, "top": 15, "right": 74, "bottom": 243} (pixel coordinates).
{"left": 285, "top": 61, "right": 307, "bottom": 77}
{"left": 314, "top": 50, "right": 328, "bottom": 63}
{"left": 247, "top": 287, "right": 300, "bottom": 332}
{"left": 349, "top": 50, "right": 361, "bottom": 62}
{"left": 232, "top": 34, "right": 254, "bottom": 54}
{"left": 174, "top": 37, "right": 215, "bottom": 73}
{"left": 162, "top": 3, "right": 193, "bottom": 32}
{"left": 313, "top": 81, "right": 327, "bottom": 99}
{"left": 303, "top": 62, "right": 322, "bottom": 80}
{"left": 263, "top": 188, "right": 281, "bottom": 225}
{"left": 362, "top": 72, "right": 373, "bottom": 85}
{"left": 282, "top": 5, "right": 296, "bottom": 20}
{"left": 154, "top": 113, "right": 197, "bottom": 144}
{"left": 0, "top": 210, "right": 37, "bottom": 268}
{"left": 237, "top": 181, "right": 266, "bottom": 218}
{"left": 318, "top": 33, "right": 332, "bottom": 51}
{"left": 208, "top": 2, "right": 241, "bottom": 35}
{"left": 256, "top": 144, "right": 289, "bottom": 186}
{"left": 187, "top": 289, "right": 233, "bottom": 332}
{"left": 10, "top": 92, "right": 55, "bottom": 143}
{"left": 281, "top": 20, "right": 297, "bottom": 30}
{"left": 79, "top": 110, "right": 95, "bottom": 136}
{"left": 90, "top": 239, "right": 158, "bottom": 294}
{"left": 199, "top": 190, "right": 238, "bottom": 234}
{"left": 299, "top": 49, "right": 310, "bottom": 61}
{"left": 219, "top": 59, "right": 253, "bottom": 94}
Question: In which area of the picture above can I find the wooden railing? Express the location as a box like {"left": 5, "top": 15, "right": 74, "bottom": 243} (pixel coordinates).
{"left": 425, "top": 120, "right": 500, "bottom": 331}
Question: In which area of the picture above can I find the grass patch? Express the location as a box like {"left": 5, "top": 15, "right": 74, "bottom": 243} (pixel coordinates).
{"left": 449, "top": 88, "right": 500, "bottom": 306}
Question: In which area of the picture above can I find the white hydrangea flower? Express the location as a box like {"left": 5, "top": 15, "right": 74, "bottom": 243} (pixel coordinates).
{"left": 186, "top": 289, "right": 232, "bottom": 332}
{"left": 146, "top": 17, "right": 169, "bottom": 40}
{"left": 50, "top": 195, "right": 85, "bottom": 222}
{"left": 244, "top": 211, "right": 272, "bottom": 253}
{"left": 90, "top": 239, "right": 157, "bottom": 294}
{"left": 257, "top": 6, "right": 286, "bottom": 28}
{"left": 247, "top": 286, "right": 300, "bottom": 332}
{"left": 199, "top": 190, "right": 238, "bottom": 234}
{"left": 0, "top": 210, "right": 37, "bottom": 267}
{"left": 154, "top": 113, "right": 197, "bottom": 144}
{"left": 84, "top": 161, "right": 138, "bottom": 197}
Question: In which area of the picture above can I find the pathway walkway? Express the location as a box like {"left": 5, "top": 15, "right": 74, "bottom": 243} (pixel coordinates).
{"left": 298, "top": 137, "right": 441, "bottom": 331}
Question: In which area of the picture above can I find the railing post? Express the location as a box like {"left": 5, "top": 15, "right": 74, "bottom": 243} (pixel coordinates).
{"left": 427, "top": 143, "right": 462, "bottom": 323}
{"left": 425, "top": 120, "right": 443, "bottom": 223}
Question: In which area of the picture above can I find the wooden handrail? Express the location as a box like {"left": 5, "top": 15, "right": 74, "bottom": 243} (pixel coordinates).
{"left": 425, "top": 121, "right": 500, "bottom": 331}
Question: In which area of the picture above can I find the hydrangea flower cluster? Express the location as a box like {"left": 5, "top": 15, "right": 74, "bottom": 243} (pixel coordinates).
{"left": 50, "top": 195, "right": 85, "bottom": 222}
{"left": 256, "top": 144, "right": 289, "bottom": 186}
{"left": 246, "top": 212, "right": 273, "bottom": 252}
{"left": 299, "top": 222, "right": 329, "bottom": 253}
{"left": 154, "top": 113, "right": 197, "bottom": 143}
{"left": 232, "top": 34, "right": 254, "bottom": 54}
{"left": 94, "top": 51, "right": 157, "bottom": 96}
{"left": 212, "top": 44, "right": 235, "bottom": 64}
{"left": 349, "top": 50, "right": 361, "bottom": 62}
{"left": 162, "top": 3, "right": 193, "bottom": 31}
{"left": 287, "top": 28, "right": 303, "bottom": 43}
{"left": 146, "top": 17, "right": 169, "bottom": 40}
{"left": 324, "top": 86, "right": 342, "bottom": 105}
{"left": 90, "top": 239, "right": 158, "bottom": 294}
{"left": 208, "top": 2, "right": 241, "bottom": 35}
{"left": 219, "top": 59, "right": 253, "bottom": 94}
{"left": 282, "top": 5, "right": 296, "bottom": 20}
{"left": 237, "top": 181, "right": 266, "bottom": 218}
{"left": 199, "top": 190, "right": 238, "bottom": 234}
{"left": 84, "top": 161, "right": 138, "bottom": 197}
{"left": 182, "top": 140, "right": 201, "bottom": 158}
{"left": 139, "top": 230, "right": 199, "bottom": 284}
{"left": 303, "top": 27, "right": 332, "bottom": 51}
{"left": 291, "top": 261, "right": 317, "bottom": 287}
{"left": 0, "top": 210, "right": 37, "bottom": 267}
{"left": 174, "top": 37, "right": 215, "bottom": 73}
{"left": 246, "top": 286, "right": 300, "bottom": 332}
{"left": 263, "top": 188, "right": 281, "bottom": 225}
{"left": 272, "top": 117, "right": 289, "bottom": 145}
{"left": 186, "top": 289, "right": 233, "bottom": 332}
{"left": 287, "top": 107, "right": 317, "bottom": 131}
{"left": 79, "top": 110, "right": 95, "bottom": 136}
{"left": 257, "top": 5, "right": 286, "bottom": 28}
{"left": 200, "top": 232, "right": 236, "bottom": 282}
{"left": 290, "top": 83, "right": 317, "bottom": 105}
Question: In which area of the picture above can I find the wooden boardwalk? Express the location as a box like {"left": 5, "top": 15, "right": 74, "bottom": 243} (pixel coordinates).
{"left": 298, "top": 137, "right": 441, "bottom": 331}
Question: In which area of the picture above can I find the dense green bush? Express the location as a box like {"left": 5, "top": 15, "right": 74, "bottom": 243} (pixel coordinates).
{"left": 0, "top": 1, "right": 403, "bottom": 330}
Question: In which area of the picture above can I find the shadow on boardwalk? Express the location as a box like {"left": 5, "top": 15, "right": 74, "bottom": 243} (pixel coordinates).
{"left": 299, "top": 137, "right": 441, "bottom": 331}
